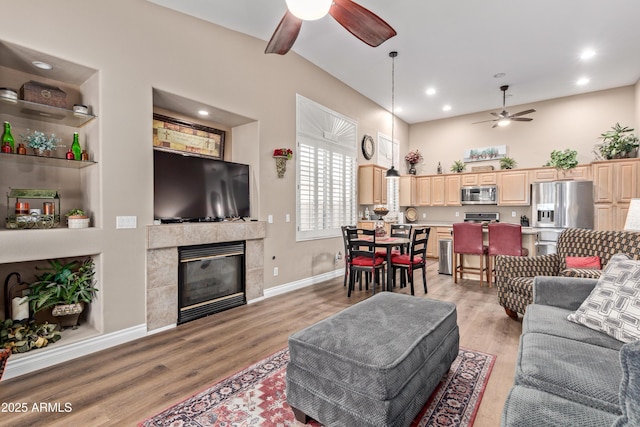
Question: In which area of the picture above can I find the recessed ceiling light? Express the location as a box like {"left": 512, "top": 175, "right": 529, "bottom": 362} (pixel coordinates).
{"left": 198, "top": 110, "right": 209, "bottom": 116}
{"left": 576, "top": 77, "right": 590, "bottom": 86}
{"left": 32, "top": 60, "right": 53, "bottom": 70}
{"left": 395, "top": 106, "right": 403, "bottom": 113}
{"left": 580, "top": 49, "right": 596, "bottom": 60}
{"left": 442, "top": 105, "right": 452, "bottom": 112}
{"left": 425, "top": 88, "right": 436, "bottom": 96}
{"left": 493, "top": 72, "right": 506, "bottom": 78}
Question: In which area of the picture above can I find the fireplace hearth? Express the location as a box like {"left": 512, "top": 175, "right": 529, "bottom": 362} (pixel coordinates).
{"left": 178, "top": 241, "right": 246, "bottom": 324}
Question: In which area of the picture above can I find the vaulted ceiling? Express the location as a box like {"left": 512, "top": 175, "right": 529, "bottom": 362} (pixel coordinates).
{"left": 149, "top": 0, "right": 640, "bottom": 124}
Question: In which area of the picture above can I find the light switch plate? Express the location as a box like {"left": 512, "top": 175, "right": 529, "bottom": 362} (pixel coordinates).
{"left": 116, "top": 216, "right": 137, "bottom": 229}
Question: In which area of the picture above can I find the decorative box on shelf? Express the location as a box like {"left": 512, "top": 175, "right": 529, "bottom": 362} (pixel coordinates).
{"left": 5, "top": 188, "right": 61, "bottom": 229}
{"left": 19, "top": 80, "right": 67, "bottom": 109}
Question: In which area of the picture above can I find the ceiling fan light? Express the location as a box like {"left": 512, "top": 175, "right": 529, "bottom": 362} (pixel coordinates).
{"left": 497, "top": 119, "right": 510, "bottom": 127}
{"left": 285, "top": 0, "right": 332, "bottom": 20}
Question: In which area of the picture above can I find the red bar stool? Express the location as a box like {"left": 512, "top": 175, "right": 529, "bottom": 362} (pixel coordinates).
{"left": 487, "top": 223, "right": 529, "bottom": 285}
{"left": 453, "top": 222, "right": 490, "bottom": 287}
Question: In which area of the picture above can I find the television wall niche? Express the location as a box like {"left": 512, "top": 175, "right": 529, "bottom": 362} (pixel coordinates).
{"left": 153, "top": 148, "right": 250, "bottom": 221}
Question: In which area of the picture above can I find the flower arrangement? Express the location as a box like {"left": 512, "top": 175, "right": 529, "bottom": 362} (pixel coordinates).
{"left": 404, "top": 149, "right": 423, "bottom": 164}
{"left": 273, "top": 148, "right": 293, "bottom": 160}
{"left": 20, "top": 130, "right": 60, "bottom": 152}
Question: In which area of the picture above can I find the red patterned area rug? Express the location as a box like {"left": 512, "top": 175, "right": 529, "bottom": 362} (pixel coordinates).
{"left": 139, "top": 347, "right": 495, "bottom": 427}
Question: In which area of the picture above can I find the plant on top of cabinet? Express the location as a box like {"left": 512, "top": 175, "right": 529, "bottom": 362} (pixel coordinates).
{"left": 450, "top": 160, "right": 466, "bottom": 173}
{"left": 500, "top": 156, "right": 517, "bottom": 169}
{"left": 544, "top": 149, "right": 578, "bottom": 170}
{"left": 598, "top": 123, "right": 639, "bottom": 160}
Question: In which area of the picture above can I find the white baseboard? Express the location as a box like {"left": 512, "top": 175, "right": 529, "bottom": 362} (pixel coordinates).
{"left": 2, "top": 324, "right": 147, "bottom": 381}
{"left": 256, "top": 268, "right": 342, "bottom": 301}
{"left": 3, "top": 270, "right": 342, "bottom": 381}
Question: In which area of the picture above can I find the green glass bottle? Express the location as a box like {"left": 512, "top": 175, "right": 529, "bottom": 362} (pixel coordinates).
{"left": 71, "top": 132, "right": 81, "bottom": 160}
{"left": 2, "top": 121, "right": 15, "bottom": 153}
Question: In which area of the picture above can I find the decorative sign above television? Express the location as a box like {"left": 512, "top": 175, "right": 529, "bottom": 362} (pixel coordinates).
{"left": 152, "top": 113, "right": 225, "bottom": 159}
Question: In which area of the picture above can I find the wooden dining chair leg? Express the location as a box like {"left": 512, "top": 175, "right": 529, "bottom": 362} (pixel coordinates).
{"left": 422, "top": 266, "right": 427, "bottom": 293}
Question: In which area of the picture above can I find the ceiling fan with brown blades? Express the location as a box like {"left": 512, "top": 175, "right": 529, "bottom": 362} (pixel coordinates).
{"left": 473, "top": 85, "right": 536, "bottom": 128}
{"left": 265, "top": 0, "right": 396, "bottom": 55}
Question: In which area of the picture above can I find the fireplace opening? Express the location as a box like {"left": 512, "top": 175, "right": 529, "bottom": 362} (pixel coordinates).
{"left": 178, "top": 241, "right": 246, "bottom": 324}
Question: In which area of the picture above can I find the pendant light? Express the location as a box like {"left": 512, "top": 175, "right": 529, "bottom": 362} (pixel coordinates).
{"left": 386, "top": 51, "right": 400, "bottom": 179}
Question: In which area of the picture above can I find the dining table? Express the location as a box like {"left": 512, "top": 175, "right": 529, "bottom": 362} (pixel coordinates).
{"left": 356, "top": 235, "right": 411, "bottom": 292}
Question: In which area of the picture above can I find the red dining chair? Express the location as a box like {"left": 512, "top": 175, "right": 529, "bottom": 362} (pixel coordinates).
{"left": 487, "top": 223, "right": 528, "bottom": 285}
{"left": 391, "top": 227, "right": 430, "bottom": 295}
{"left": 453, "top": 222, "right": 490, "bottom": 287}
{"left": 347, "top": 228, "right": 386, "bottom": 297}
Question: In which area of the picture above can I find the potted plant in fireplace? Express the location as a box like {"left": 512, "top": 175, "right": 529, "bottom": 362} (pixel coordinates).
{"left": 27, "top": 258, "right": 98, "bottom": 329}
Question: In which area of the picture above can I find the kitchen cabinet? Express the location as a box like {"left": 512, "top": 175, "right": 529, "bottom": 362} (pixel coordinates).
{"left": 431, "top": 176, "right": 446, "bottom": 206}
{"left": 399, "top": 175, "right": 416, "bottom": 206}
{"left": 444, "top": 175, "right": 461, "bottom": 205}
{"left": 478, "top": 172, "right": 497, "bottom": 185}
{"left": 592, "top": 159, "right": 638, "bottom": 230}
{"left": 498, "top": 170, "right": 530, "bottom": 205}
{"left": 529, "top": 167, "right": 557, "bottom": 183}
{"left": 358, "top": 165, "right": 387, "bottom": 205}
{"left": 461, "top": 174, "right": 478, "bottom": 186}
{"left": 416, "top": 176, "right": 431, "bottom": 206}
{"left": 425, "top": 226, "right": 452, "bottom": 259}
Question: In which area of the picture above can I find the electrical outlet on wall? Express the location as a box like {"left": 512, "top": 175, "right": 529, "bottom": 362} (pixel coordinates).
{"left": 512, "top": 211, "right": 517, "bottom": 217}
{"left": 273, "top": 267, "right": 279, "bottom": 276}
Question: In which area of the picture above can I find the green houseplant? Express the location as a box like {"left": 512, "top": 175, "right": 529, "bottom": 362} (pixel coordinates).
{"left": 450, "top": 160, "right": 466, "bottom": 173}
{"left": 27, "top": 258, "right": 98, "bottom": 329}
{"left": 500, "top": 157, "right": 517, "bottom": 170}
{"left": 65, "top": 208, "right": 89, "bottom": 229}
{"left": 598, "top": 123, "right": 639, "bottom": 159}
{"left": 544, "top": 149, "right": 578, "bottom": 170}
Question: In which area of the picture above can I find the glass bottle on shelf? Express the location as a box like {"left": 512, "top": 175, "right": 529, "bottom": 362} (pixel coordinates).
{"left": 17, "top": 143, "right": 27, "bottom": 155}
{"left": 66, "top": 149, "right": 75, "bottom": 160}
{"left": 2, "top": 121, "right": 15, "bottom": 153}
{"left": 437, "top": 162, "right": 443, "bottom": 174}
{"left": 71, "top": 132, "right": 81, "bottom": 160}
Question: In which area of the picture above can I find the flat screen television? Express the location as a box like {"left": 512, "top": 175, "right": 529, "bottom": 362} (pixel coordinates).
{"left": 154, "top": 149, "right": 250, "bottom": 222}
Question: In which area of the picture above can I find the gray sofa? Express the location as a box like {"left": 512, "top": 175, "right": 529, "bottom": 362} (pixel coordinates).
{"left": 501, "top": 276, "right": 640, "bottom": 427}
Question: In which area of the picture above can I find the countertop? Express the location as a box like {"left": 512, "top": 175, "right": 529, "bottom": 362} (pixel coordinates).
{"left": 358, "top": 219, "right": 539, "bottom": 235}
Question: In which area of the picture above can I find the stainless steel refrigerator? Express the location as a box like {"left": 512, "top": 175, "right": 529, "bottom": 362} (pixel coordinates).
{"left": 531, "top": 180, "right": 594, "bottom": 255}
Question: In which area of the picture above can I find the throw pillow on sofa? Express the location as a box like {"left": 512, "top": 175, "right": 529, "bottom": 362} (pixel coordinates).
{"left": 566, "top": 255, "right": 601, "bottom": 269}
{"left": 567, "top": 254, "right": 640, "bottom": 343}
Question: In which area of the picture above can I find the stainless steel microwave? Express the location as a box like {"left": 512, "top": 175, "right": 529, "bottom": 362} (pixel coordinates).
{"left": 460, "top": 185, "right": 498, "bottom": 205}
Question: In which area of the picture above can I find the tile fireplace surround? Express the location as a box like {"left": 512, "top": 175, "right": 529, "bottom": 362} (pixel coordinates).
{"left": 146, "top": 221, "right": 266, "bottom": 331}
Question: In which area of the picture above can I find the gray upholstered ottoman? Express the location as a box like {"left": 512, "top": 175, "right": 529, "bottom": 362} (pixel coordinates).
{"left": 286, "top": 292, "right": 459, "bottom": 427}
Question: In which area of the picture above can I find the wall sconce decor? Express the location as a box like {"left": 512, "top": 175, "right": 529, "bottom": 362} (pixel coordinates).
{"left": 273, "top": 148, "right": 293, "bottom": 178}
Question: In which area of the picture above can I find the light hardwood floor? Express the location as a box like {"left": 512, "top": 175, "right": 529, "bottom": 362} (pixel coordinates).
{"left": 0, "top": 261, "right": 523, "bottom": 427}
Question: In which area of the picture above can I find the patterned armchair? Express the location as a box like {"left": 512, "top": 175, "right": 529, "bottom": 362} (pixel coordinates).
{"left": 495, "top": 228, "right": 640, "bottom": 318}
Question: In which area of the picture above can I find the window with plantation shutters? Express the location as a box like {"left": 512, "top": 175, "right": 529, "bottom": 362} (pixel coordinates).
{"left": 296, "top": 95, "right": 357, "bottom": 241}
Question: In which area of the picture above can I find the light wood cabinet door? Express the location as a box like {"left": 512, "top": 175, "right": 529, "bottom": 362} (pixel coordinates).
{"left": 616, "top": 161, "right": 637, "bottom": 204}
{"left": 529, "top": 167, "right": 557, "bottom": 183}
{"left": 594, "top": 204, "right": 613, "bottom": 231}
{"left": 562, "top": 165, "right": 591, "bottom": 180}
{"left": 593, "top": 162, "right": 614, "bottom": 203}
{"left": 417, "top": 176, "right": 431, "bottom": 206}
{"left": 358, "top": 165, "right": 387, "bottom": 205}
{"left": 431, "top": 176, "right": 446, "bottom": 206}
{"left": 616, "top": 205, "right": 630, "bottom": 230}
{"left": 461, "top": 174, "right": 478, "bottom": 186}
{"left": 399, "top": 175, "right": 416, "bottom": 206}
{"left": 478, "top": 172, "right": 497, "bottom": 185}
{"left": 445, "top": 175, "right": 462, "bottom": 206}
{"left": 498, "top": 170, "right": 530, "bottom": 205}
{"left": 426, "top": 228, "right": 438, "bottom": 258}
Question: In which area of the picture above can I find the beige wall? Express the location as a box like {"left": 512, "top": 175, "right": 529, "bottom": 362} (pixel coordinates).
{"left": 636, "top": 79, "right": 640, "bottom": 130}
{"left": 1, "top": 0, "right": 409, "bottom": 334}
{"left": 409, "top": 86, "right": 636, "bottom": 175}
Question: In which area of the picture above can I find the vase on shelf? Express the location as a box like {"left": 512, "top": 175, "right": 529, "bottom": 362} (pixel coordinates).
{"left": 33, "top": 149, "right": 51, "bottom": 157}
{"left": 408, "top": 163, "right": 417, "bottom": 175}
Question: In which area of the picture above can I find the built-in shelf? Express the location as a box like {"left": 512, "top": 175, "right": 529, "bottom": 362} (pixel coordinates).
{"left": 0, "top": 151, "right": 96, "bottom": 168}
{"left": 0, "top": 98, "right": 96, "bottom": 127}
